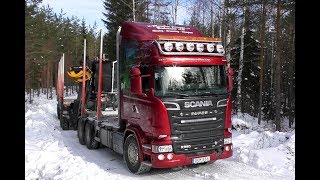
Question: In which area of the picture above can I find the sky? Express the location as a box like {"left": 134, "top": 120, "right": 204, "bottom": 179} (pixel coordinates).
{"left": 25, "top": 92, "right": 295, "bottom": 180}
{"left": 40, "top": 0, "right": 191, "bottom": 33}
{"left": 41, "top": 0, "right": 107, "bottom": 32}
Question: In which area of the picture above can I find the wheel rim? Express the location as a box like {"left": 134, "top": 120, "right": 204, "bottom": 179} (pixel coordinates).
{"left": 128, "top": 142, "right": 139, "bottom": 166}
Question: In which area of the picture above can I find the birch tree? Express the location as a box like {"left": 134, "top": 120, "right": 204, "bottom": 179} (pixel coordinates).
{"left": 236, "top": 1, "right": 246, "bottom": 114}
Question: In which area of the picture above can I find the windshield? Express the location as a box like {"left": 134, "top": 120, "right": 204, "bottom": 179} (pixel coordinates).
{"left": 154, "top": 66, "right": 227, "bottom": 97}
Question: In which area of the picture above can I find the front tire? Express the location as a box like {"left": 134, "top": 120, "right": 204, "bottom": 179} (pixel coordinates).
{"left": 85, "top": 122, "right": 99, "bottom": 149}
{"left": 124, "top": 134, "right": 151, "bottom": 174}
{"left": 77, "top": 118, "right": 86, "bottom": 145}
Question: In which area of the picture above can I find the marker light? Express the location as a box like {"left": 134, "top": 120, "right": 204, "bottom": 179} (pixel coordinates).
{"left": 158, "top": 154, "right": 165, "bottom": 160}
{"left": 186, "top": 43, "right": 195, "bottom": 51}
{"left": 196, "top": 43, "right": 204, "bottom": 52}
{"left": 206, "top": 44, "right": 215, "bottom": 52}
{"left": 175, "top": 42, "right": 184, "bottom": 51}
{"left": 167, "top": 153, "right": 173, "bottom": 160}
{"left": 164, "top": 42, "right": 173, "bottom": 51}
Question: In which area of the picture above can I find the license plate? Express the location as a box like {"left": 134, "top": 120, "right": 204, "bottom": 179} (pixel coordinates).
{"left": 192, "top": 156, "right": 210, "bottom": 164}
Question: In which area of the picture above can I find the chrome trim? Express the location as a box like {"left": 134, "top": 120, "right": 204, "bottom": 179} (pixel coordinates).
{"left": 217, "top": 99, "right": 228, "bottom": 107}
{"left": 116, "top": 26, "right": 121, "bottom": 123}
{"left": 181, "top": 117, "right": 217, "bottom": 124}
{"left": 163, "top": 102, "right": 181, "bottom": 110}
{"left": 142, "top": 144, "right": 151, "bottom": 149}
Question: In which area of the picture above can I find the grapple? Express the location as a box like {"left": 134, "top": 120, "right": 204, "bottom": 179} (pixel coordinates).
{"left": 67, "top": 66, "right": 92, "bottom": 83}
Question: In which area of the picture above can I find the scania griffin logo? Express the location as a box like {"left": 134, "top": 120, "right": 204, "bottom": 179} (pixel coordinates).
{"left": 184, "top": 100, "right": 213, "bottom": 108}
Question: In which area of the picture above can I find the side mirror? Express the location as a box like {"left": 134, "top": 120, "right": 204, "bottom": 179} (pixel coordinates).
{"left": 227, "top": 67, "right": 234, "bottom": 92}
{"left": 130, "top": 67, "right": 143, "bottom": 94}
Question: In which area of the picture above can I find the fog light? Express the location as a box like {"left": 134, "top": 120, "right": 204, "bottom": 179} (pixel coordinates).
{"left": 167, "top": 153, "right": 173, "bottom": 160}
{"left": 230, "top": 145, "right": 233, "bottom": 150}
{"left": 225, "top": 145, "right": 230, "bottom": 151}
{"left": 158, "top": 154, "right": 165, "bottom": 160}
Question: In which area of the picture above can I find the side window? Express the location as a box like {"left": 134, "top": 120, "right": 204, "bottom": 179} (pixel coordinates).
{"left": 140, "top": 65, "right": 150, "bottom": 93}
{"left": 120, "top": 39, "right": 138, "bottom": 94}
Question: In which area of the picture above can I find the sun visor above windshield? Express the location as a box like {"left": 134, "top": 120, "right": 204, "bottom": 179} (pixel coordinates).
{"left": 120, "top": 21, "right": 202, "bottom": 41}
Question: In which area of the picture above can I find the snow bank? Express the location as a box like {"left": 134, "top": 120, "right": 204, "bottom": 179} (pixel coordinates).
{"left": 231, "top": 113, "right": 295, "bottom": 177}
{"left": 25, "top": 94, "right": 125, "bottom": 180}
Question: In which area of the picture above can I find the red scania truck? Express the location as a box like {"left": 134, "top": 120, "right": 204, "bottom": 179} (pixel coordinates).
{"left": 57, "top": 21, "right": 234, "bottom": 174}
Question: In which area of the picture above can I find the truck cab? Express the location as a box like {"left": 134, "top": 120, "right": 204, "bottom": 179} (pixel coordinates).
{"left": 65, "top": 21, "right": 234, "bottom": 174}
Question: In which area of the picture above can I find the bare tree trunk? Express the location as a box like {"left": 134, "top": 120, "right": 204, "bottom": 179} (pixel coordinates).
{"left": 172, "top": 0, "right": 179, "bottom": 25}
{"left": 288, "top": 26, "right": 295, "bottom": 128}
{"left": 132, "top": 0, "right": 136, "bottom": 21}
{"left": 225, "top": 0, "right": 231, "bottom": 68}
{"left": 49, "top": 62, "right": 53, "bottom": 99}
{"left": 258, "top": 0, "right": 266, "bottom": 125}
{"left": 275, "top": 0, "right": 281, "bottom": 131}
{"left": 211, "top": 0, "right": 215, "bottom": 37}
{"left": 237, "top": 3, "right": 246, "bottom": 114}
{"left": 37, "top": 82, "right": 40, "bottom": 97}
{"left": 47, "top": 64, "right": 49, "bottom": 99}
{"left": 219, "top": 0, "right": 223, "bottom": 38}
{"left": 29, "top": 83, "right": 32, "bottom": 104}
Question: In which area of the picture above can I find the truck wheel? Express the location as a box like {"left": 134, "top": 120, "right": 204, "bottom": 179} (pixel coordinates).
{"left": 60, "top": 116, "right": 69, "bottom": 130}
{"left": 124, "top": 134, "right": 151, "bottom": 174}
{"left": 70, "top": 100, "right": 80, "bottom": 130}
{"left": 85, "top": 122, "right": 99, "bottom": 149}
{"left": 77, "top": 118, "right": 86, "bottom": 145}
{"left": 57, "top": 104, "right": 60, "bottom": 120}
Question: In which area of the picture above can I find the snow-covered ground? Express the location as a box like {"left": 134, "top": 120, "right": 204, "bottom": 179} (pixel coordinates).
{"left": 25, "top": 93, "right": 295, "bottom": 180}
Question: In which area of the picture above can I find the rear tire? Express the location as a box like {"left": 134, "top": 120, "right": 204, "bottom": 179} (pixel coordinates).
{"left": 70, "top": 100, "right": 80, "bottom": 130}
{"left": 77, "top": 118, "right": 86, "bottom": 145}
{"left": 60, "top": 116, "right": 69, "bottom": 130}
{"left": 57, "top": 104, "right": 61, "bottom": 120}
{"left": 85, "top": 122, "right": 99, "bottom": 149}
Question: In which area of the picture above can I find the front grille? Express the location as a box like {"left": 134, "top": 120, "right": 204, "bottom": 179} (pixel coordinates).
{"left": 165, "top": 96, "right": 227, "bottom": 155}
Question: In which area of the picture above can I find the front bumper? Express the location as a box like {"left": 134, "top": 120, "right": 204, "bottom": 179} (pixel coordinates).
{"left": 150, "top": 144, "right": 233, "bottom": 168}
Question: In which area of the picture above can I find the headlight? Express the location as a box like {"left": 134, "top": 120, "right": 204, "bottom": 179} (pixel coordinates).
{"left": 186, "top": 43, "right": 195, "bottom": 51}
{"left": 152, "top": 145, "right": 173, "bottom": 153}
{"left": 164, "top": 42, "right": 173, "bottom": 51}
{"left": 175, "top": 42, "right": 184, "bottom": 51}
{"left": 224, "top": 137, "right": 232, "bottom": 145}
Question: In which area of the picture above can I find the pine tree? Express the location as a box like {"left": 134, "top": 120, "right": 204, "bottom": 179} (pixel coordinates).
{"left": 102, "top": 0, "right": 133, "bottom": 61}
{"left": 231, "top": 31, "right": 260, "bottom": 116}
